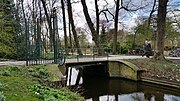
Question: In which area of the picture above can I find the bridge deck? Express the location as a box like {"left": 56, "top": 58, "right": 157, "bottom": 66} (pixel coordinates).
{"left": 0, "top": 56, "right": 179, "bottom": 66}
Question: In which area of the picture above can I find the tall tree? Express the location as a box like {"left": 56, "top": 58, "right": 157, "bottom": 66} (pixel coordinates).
{"left": 95, "top": 0, "right": 99, "bottom": 41}
{"left": 67, "top": 0, "right": 82, "bottom": 54}
{"left": 154, "top": 0, "right": 168, "bottom": 60}
{"left": 40, "top": 0, "right": 53, "bottom": 51}
{"left": 61, "top": 0, "right": 68, "bottom": 54}
{"left": 112, "top": 0, "right": 120, "bottom": 54}
{"left": 100, "top": 24, "right": 107, "bottom": 45}
{"left": 80, "top": 0, "right": 101, "bottom": 52}
{"left": 20, "top": 0, "right": 29, "bottom": 65}
{"left": 69, "top": 22, "right": 73, "bottom": 50}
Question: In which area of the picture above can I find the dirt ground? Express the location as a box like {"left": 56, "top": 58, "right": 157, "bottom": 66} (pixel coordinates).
{"left": 125, "top": 59, "right": 180, "bottom": 84}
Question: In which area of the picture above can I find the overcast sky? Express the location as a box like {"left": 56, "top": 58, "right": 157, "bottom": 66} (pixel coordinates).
{"left": 71, "top": 0, "right": 179, "bottom": 29}
{"left": 20, "top": 0, "right": 179, "bottom": 41}
{"left": 21, "top": 0, "right": 179, "bottom": 29}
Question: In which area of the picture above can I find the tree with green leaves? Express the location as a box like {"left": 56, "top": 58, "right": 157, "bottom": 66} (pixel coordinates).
{"left": 0, "top": 0, "right": 16, "bottom": 58}
{"left": 165, "top": 19, "right": 180, "bottom": 47}
{"left": 134, "top": 20, "right": 154, "bottom": 48}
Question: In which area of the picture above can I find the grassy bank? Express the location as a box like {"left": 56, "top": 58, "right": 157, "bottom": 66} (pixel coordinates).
{"left": 126, "top": 59, "right": 180, "bottom": 85}
{"left": 0, "top": 65, "right": 85, "bottom": 101}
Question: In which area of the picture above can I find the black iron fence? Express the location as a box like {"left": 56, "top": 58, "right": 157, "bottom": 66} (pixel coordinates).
{"left": 20, "top": 47, "right": 110, "bottom": 66}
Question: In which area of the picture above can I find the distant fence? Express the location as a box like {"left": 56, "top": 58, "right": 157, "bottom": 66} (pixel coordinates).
{"left": 25, "top": 48, "right": 110, "bottom": 65}
{"left": 64, "top": 48, "right": 110, "bottom": 62}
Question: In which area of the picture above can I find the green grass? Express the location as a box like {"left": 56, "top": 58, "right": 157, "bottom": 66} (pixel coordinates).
{"left": 29, "top": 84, "right": 84, "bottom": 101}
{"left": 0, "top": 58, "right": 15, "bottom": 61}
{"left": 0, "top": 66, "right": 39, "bottom": 101}
{"left": 0, "top": 65, "right": 85, "bottom": 101}
{"left": 126, "top": 59, "right": 180, "bottom": 83}
{"left": 0, "top": 76, "right": 39, "bottom": 101}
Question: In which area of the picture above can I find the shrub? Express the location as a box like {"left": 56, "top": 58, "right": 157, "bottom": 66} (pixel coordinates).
{"left": 27, "top": 68, "right": 34, "bottom": 72}
{"left": 44, "top": 95, "right": 57, "bottom": 101}
{"left": 0, "top": 71, "right": 11, "bottom": 76}
{"left": 31, "top": 66, "right": 49, "bottom": 79}
{"left": 0, "top": 92, "right": 6, "bottom": 101}
{"left": 0, "top": 83, "right": 3, "bottom": 89}
{"left": 164, "top": 46, "right": 172, "bottom": 51}
{"left": 29, "top": 84, "right": 84, "bottom": 101}
{"left": 32, "top": 72, "right": 40, "bottom": 78}
{"left": 10, "top": 66, "right": 20, "bottom": 71}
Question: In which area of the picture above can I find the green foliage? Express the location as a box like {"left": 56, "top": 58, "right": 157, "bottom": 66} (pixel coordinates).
{"left": 76, "top": 27, "right": 90, "bottom": 48}
{"left": 0, "top": 65, "right": 84, "bottom": 101}
{"left": 165, "top": 19, "right": 180, "bottom": 45}
{"left": 0, "top": 83, "right": 3, "bottom": 89}
{"left": 164, "top": 46, "right": 172, "bottom": 51}
{"left": 103, "top": 45, "right": 111, "bottom": 53}
{"left": 27, "top": 68, "right": 34, "bottom": 72}
{"left": 10, "top": 66, "right": 20, "bottom": 71}
{"left": 29, "top": 84, "right": 84, "bottom": 101}
{"left": 0, "top": 76, "right": 39, "bottom": 101}
{"left": 134, "top": 20, "right": 154, "bottom": 48}
{"left": 100, "top": 24, "right": 107, "bottom": 45}
{"left": 0, "top": 42, "right": 16, "bottom": 58}
{"left": 0, "top": 92, "right": 6, "bottom": 101}
{"left": 0, "top": 66, "right": 23, "bottom": 77}
{"left": 0, "top": 71, "right": 11, "bottom": 76}
{"left": 0, "top": 58, "right": 11, "bottom": 61}
{"left": 44, "top": 95, "right": 57, "bottom": 101}
{"left": 31, "top": 65, "right": 49, "bottom": 79}
{"left": 0, "top": 0, "right": 16, "bottom": 59}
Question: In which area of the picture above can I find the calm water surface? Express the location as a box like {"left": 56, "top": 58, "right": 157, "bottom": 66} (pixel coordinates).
{"left": 67, "top": 68, "right": 180, "bottom": 101}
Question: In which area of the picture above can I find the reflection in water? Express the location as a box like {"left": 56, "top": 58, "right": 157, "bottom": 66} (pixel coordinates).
{"left": 81, "top": 77, "right": 180, "bottom": 101}
{"left": 164, "top": 95, "right": 180, "bottom": 101}
{"left": 86, "top": 94, "right": 180, "bottom": 101}
{"left": 66, "top": 67, "right": 83, "bottom": 86}
{"left": 66, "top": 67, "right": 180, "bottom": 101}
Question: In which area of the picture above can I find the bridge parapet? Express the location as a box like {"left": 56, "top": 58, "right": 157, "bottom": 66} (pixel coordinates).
{"left": 108, "top": 60, "right": 143, "bottom": 81}
{"left": 60, "top": 60, "right": 144, "bottom": 81}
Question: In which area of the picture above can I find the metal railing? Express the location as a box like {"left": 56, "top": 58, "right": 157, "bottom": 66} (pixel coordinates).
{"left": 25, "top": 48, "right": 110, "bottom": 65}
{"left": 64, "top": 48, "right": 110, "bottom": 62}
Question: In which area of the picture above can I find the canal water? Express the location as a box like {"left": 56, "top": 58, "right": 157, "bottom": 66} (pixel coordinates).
{"left": 66, "top": 68, "right": 180, "bottom": 101}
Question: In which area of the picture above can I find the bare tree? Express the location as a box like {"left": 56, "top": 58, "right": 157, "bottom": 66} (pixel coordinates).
{"left": 40, "top": 0, "right": 53, "bottom": 51}
{"left": 99, "top": 0, "right": 148, "bottom": 54}
{"left": 69, "top": 22, "right": 73, "bottom": 50}
{"left": 81, "top": 0, "right": 103, "bottom": 54}
{"left": 95, "top": 0, "right": 100, "bottom": 40}
{"left": 112, "top": 0, "right": 120, "bottom": 54}
{"left": 61, "top": 0, "right": 68, "bottom": 54}
{"left": 67, "top": 0, "right": 82, "bottom": 54}
{"left": 20, "top": 0, "right": 29, "bottom": 65}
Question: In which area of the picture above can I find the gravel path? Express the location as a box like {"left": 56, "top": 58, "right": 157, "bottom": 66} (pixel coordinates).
{"left": 0, "top": 56, "right": 179, "bottom": 66}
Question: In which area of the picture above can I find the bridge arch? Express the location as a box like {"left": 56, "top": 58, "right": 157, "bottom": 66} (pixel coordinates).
{"left": 64, "top": 60, "right": 143, "bottom": 81}
{"left": 107, "top": 60, "right": 142, "bottom": 81}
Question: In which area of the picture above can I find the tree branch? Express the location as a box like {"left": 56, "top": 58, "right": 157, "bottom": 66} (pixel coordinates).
{"left": 148, "top": 0, "right": 157, "bottom": 27}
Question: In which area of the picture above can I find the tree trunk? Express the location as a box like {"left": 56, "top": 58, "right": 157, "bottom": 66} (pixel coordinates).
{"left": 61, "top": 0, "right": 68, "bottom": 54}
{"left": 154, "top": 0, "right": 168, "bottom": 60}
{"left": 67, "top": 0, "right": 82, "bottom": 55}
{"left": 69, "top": 23, "right": 73, "bottom": 53}
{"left": 20, "top": 0, "right": 29, "bottom": 65}
{"left": 112, "top": 0, "right": 120, "bottom": 54}
{"left": 40, "top": 0, "right": 53, "bottom": 51}
{"left": 95, "top": 0, "right": 99, "bottom": 41}
{"left": 95, "top": 0, "right": 103, "bottom": 55}
{"left": 132, "top": 31, "right": 137, "bottom": 49}
{"left": 52, "top": 9, "right": 58, "bottom": 63}
{"left": 81, "top": 0, "right": 102, "bottom": 54}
